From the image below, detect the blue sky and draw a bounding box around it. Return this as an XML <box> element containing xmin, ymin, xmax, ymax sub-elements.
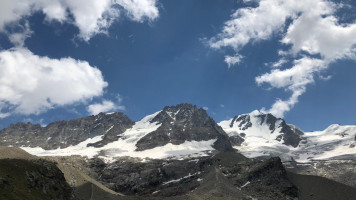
<box><xmin>0</xmin><ymin>0</ymin><xmax>356</xmax><ymax>131</ymax></box>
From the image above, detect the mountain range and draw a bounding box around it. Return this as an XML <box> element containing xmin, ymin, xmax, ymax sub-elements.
<box><xmin>2</xmin><ymin>103</ymin><xmax>354</xmax><ymax>163</ymax></box>
<box><xmin>0</xmin><ymin>103</ymin><xmax>355</xmax><ymax>199</ymax></box>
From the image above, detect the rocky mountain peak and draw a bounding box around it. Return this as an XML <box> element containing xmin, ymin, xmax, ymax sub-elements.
<box><xmin>136</xmin><ymin>103</ymin><xmax>234</xmax><ymax>152</ymax></box>
<box><xmin>231</xmin><ymin>110</ymin><xmax>284</xmax><ymax>132</ymax></box>
<box><xmin>150</xmin><ymin>103</ymin><xmax>205</xmax><ymax>125</ymax></box>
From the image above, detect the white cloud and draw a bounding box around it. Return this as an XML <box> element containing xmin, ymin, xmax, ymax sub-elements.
<box><xmin>0</xmin><ymin>0</ymin><xmax>160</xmax><ymax>41</ymax></box>
<box><xmin>0</xmin><ymin>48</ymin><xmax>107</xmax><ymax>116</ymax></box>
<box><xmin>271</xmin><ymin>58</ymin><xmax>287</xmax><ymax>68</ymax></box>
<box><xmin>257</xmin><ymin>57</ymin><xmax>326</xmax><ymax>117</ymax></box>
<box><xmin>209</xmin><ymin>0</ymin><xmax>335</xmax><ymax>53</ymax></box>
<box><xmin>8</xmin><ymin>21</ymin><xmax>33</xmax><ymax>47</ymax></box>
<box><xmin>203</xmin><ymin>107</ymin><xmax>209</xmax><ymax>110</ymax></box>
<box><xmin>87</xmin><ymin>100</ymin><xmax>125</xmax><ymax>115</ymax></box>
<box><xmin>209</xmin><ymin>0</ymin><xmax>292</xmax><ymax>52</ymax></box>
<box><xmin>282</xmin><ymin>8</ymin><xmax>356</xmax><ymax>61</ymax></box>
<box><xmin>224</xmin><ymin>54</ymin><xmax>244</xmax><ymax>68</ymax></box>
<box><xmin>114</xmin><ymin>0</ymin><xmax>159</xmax><ymax>22</ymax></box>
<box><xmin>256</xmin><ymin>58</ymin><xmax>325</xmax><ymax>90</ymax></box>
<box><xmin>61</xmin><ymin>0</ymin><xmax>119</xmax><ymax>41</ymax></box>
<box><xmin>209</xmin><ymin>0</ymin><xmax>356</xmax><ymax>117</ymax></box>
<box><xmin>0</xmin><ymin>1</ymin><xmax>32</xmax><ymax>31</ymax></box>
<box><xmin>319</xmin><ymin>75</ymin><xmax>332</xmax><ymax>81</ymax></box>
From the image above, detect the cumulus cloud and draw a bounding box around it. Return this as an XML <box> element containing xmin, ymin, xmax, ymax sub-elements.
<box><xmin>208</xmin><ymin>0</ymin><xmax>335</xmax><ymax>60</ymax></box>
<box><xmin>209</xmin><ymin>0</ymin><xmax>356</xmax><ymax>117</ymax></box>
<box><xmin>0</xmin><ymin>0</ymin><xmax>159</xmax><ymax>41</ymax></box>
<box><xmin>0</xmin><ymin>48</ymin><xmax>107</xmax><ymax>117</ymax></box>
<box><xmin>282</xmin><ymin>7</ymin><xmax>356</xmax><ymax>60</ymax></box>
<box><xmin>87</xmin><ymin>99</ymin><xmax>125</xmax><ymax>115</ymax></box>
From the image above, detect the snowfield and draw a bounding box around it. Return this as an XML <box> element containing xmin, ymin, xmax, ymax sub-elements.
<box><xmin>292</xmin><ymin>124</ymin><xmax>356</xmax><ymax>162</ymax></box>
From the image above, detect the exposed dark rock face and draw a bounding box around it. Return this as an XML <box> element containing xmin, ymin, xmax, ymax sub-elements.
<box><xmin>0</xmin><ymin>159</ymin><xmax>71</xmax><ymax>200</ymax></box>
<box><xmin>229</xmin><ymin>112</ymin><xmax>303</xmax><ymax>147</ymax></box>
<box><xmin>0</xmin><ymin>112</ymin><xmax>134</xmax><ymax>149</ymax></box>
<box><xmin>86</xmin><ymin>152</ymin><xmax>298</xmax><ymax>200</ymax></box>
<box><xmin>136</xmin><ymin>103</ymin><xmax>234</xmax><ymax>152</ymax></box>
<box><xmin>228</xmin><ymin>135</ymin><xmax>245</xmax><ymax>146</ymax></box>
<box><xmin>231</xmin><ymin>115</ymin><xmax>252</xmax><ymax>130</ymax></box>
<box><xmin>88</xmin><ymin>157</ymin><xmax>203</xmax><ymax>196</ymax></box>
<box><xmin>246</xmin><ymin>157</ymin><xmax>298</xmax><ymax>199</ymax></box>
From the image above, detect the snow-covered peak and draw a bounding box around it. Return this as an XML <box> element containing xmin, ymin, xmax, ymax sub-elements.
<box><xmin>221</xmin><ymin>119</ymin><xmax>356</xmax><ymax>163</ymax></box>
<box><xmin>323</xmin><ymin>124</ymin><xmax>354</xmax><ymax>134</ymax></box>
<box><xmin>219</xmin><ymin>111</ymin><xmax>302</xmax><ymax>158</ymax></box>
<box><xmin>249</xmin><ymin>109</ymin><xmax>264</xmax><ymax>116</ymax></box>
<box><xmin>220</xmin><ymin>113</ymin><xmax>283</xmax><ymax>146</ymax></box>
<box><xmin>304</xmin><ymin>124</ymin><xmax>356</xmax><ymax>139</ymax></box>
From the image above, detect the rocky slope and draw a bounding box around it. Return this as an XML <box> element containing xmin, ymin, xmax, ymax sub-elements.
<box><xmin>84</xmin><ymin>151</ymin><xmax>298</xmax><ymax>200</ymax></box>
<box><xmin>67</xmin><ymin>151</ymin><xmax>356</xmax><ymax>200</ymax></box>
<box><xmin>286</xmin><ymin>171</ymin><xmax>356</xmax><ymax>200</ymax></box>
<box><xmin>285</xmin><ymin>159</ymin><xmax>356</xmax><ymax>188</ymax></box>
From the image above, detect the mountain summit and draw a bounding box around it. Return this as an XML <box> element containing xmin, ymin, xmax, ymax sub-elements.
<box><xmin>219</xmin><ymin>110</ymin><xmax>303</xmax><ymax>148</ymax></box>
<box><xmin>136</xmin><ymin>103</ymin><xmax>233</xmax><ymax>152</ymax></box>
